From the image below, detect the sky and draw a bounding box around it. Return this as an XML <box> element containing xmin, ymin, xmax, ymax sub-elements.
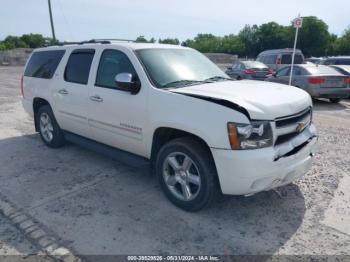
<box><xmin>0</xmin><ymin>0</ymin><xmax>349</xmax><ymax>41</ymax></box>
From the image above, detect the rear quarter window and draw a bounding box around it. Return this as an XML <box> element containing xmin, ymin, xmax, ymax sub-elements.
<box><xmin>24</xmin><ymin>50</ymin><xmax>65</xmax><ymax>79</ymax></box>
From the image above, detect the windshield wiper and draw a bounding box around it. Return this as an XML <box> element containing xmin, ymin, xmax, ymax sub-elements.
<box><xmin>205</xmin><ymin>76</ymin><xmax>232</xmax><ymax>82</ymax></box>
<box><xmin>163</xmin><ymin>80</ymin><xmax>207</xmax><ymax>89</ymax></box>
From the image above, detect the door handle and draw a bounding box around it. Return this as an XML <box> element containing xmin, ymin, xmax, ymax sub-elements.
<box><xmin>58</xmin><ymin>89</ymin><xmax>69</xmax><ymax>95</ymax></box>
<box><xmin>90</xmin><ymin>95</ymin><xmax>103</xmax><ymax>102</ymax></box>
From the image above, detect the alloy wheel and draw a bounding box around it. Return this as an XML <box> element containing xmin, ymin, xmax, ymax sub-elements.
<box><xmin>162</xmin><ymin>152</ymin><xmax>201</xmax><ymax>201</ymax></box>
<box><xmin>39</xmin><ymin>112</ymin><xmax>54</xmax><ymax>142</ymax></box>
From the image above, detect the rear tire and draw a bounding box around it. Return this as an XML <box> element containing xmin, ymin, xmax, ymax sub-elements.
<box><xmin>156</xmin><ymin>137</ymin><xmax>219</xmax><ymax>211</ymax></box>
<box><xmin>36</xmin><ymin>105</ymin><xmax>65</xmax><ymax>148</ymax></box>
<box><xmin>330</xmin><ymin>98</ymin><xmax>341</xmax><ymax>103</ymax></box>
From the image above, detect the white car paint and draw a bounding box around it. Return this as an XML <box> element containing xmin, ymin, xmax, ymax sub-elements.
<box><xmin>22</xmin><ymin>42</ymin><xmax>317</xmax><ymax>196</ymax></box>
<box><xmin>173</xmin><ymin>80</ymin><xmax>312</xmax><ymax>120</ymax></box>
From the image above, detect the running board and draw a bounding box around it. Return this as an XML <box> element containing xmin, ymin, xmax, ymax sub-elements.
<box><xmin>63</xmin><ymin>131</ymin><xmax>150</xmax><ymax>169</ymax></box>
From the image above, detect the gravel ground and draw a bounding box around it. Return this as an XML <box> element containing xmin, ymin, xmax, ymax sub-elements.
<box><xmin>0</xmin><ymin>66</ymin><xmax>349</xmax><ymax>258</ymax></box>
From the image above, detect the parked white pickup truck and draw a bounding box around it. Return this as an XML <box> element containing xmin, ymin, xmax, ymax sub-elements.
<box><xmin>22</xmin><ymin>40</ymin><xmax>317</xmax><ymax>211</ymax></box>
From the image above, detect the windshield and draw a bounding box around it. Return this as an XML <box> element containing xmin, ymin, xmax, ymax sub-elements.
<box><xmin>136</xmin><ymin>48</ymin><xmax>230</xmax><ymax>89</ymax></box>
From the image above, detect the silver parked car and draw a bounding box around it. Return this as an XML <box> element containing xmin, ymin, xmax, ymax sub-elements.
<box><xmin>266</xmin><ymin>64</ymin><xmax>350</xmax><ymax>103</ymax></box>
<box><xmin>330</xmin><ymin>65</ymin><xmax>350</xmax><ymax>76</ymax></box>
<box><xmin>320</xmin><ymin>56</ymin><xmax>350</xmax><ymax>66</ymax></box>
<box><xmin>225</xmin><ymin>61</ymin><xmax>273</xmax><ymax>80</ymax></box>
<box><xmin>257</xmin><ymin>49</ymin><xmax>305</xmax><ymax>71</ymax></box>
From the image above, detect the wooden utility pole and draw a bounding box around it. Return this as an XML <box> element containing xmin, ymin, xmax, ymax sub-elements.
<box><xmin>48</xmin><ymin>0</ymin><xmax>56</xmax><ymax>41</ymax></box>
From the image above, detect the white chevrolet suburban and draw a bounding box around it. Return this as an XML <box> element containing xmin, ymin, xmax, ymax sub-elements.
<box><xmin>22</xmin><ymin>40</ymin><xmax>317</xmax><ymax>211</ymax></box>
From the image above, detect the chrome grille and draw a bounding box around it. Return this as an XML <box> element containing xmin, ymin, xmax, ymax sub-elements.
<box><xmin>275</xmin><ymin>107</ymin><xmax>312</xmax><ymax>129</ymax></box>
<box><xmin>274</xmin><ymin>107</ymin><xmax>312</xmax><ymax>146</ymax></box>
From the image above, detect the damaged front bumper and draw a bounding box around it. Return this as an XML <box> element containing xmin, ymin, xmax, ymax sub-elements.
<box><xmin>211</xmin><ymin>123</ymin><xmax>317</xmax><ymax>195</ymax></box>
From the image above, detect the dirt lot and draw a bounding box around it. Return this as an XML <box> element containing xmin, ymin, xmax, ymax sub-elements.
<box><xmin>0</xmin><ymin>66</ymin><xmax>349</xmax><ymax>259</ymax></box>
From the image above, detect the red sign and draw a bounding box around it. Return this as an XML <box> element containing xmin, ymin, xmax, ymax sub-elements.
<box><xmin>293</xmin><ymin>17</ymin><xmax>303</xmax><ymax>28</ymax></box>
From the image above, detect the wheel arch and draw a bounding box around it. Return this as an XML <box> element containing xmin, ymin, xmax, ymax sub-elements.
<box><xmin>150</xmin><ymin>127</ymin><xmax>216</xmax><ymax>168</ymax></box>
<box><xmin>33</xmin><ymin>97</ymin><xmax>50</xmax><ymax>132</ymax></box>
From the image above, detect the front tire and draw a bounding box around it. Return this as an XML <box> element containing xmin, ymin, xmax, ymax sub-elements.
<box><xmin>156</xmin><ymin>137</ymin><xmax>219</xmax><ymax>211</ymax></box>
<box><xmin>37</xmin><ymin>105</ymin><xmax>65</xmax><ymax>148</ymax></box>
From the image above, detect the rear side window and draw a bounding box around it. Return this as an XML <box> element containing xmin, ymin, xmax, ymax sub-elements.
<box><xmin>24</xmin><ymin>50</ymin><xmax>65</xmax><ymax>79</ymax></box>
<box><xmin>276</xmin><ymin>67</ymin><xmax>290</xmax><ymax>77</ymax></box>
<box><xmin>64</xmin><ymin>49</ymin><xmax>95</xmax><ymax>85</ymax></box>
<box><xmin>265</xmin><ymin>55</ymin><xmax>277</xmax><ymax>64</ymax></box>
<box><xmin>281</xmin><ymin>54</ymin><xmax>292</xmax><ymax>64</ymax></box>
<box><xmin>281</xmin><ymin>54</ymin><xmax>303</xmax><ymax>64</ymax></box>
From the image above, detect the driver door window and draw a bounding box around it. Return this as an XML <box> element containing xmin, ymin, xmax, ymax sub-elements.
<box><xmin>276</xmin><ymin>67</ymin><xmax>290</xmax><ymax>77</ymax></box>
<box><xmin>95</xmin><ymin>49</ymin><xmax>138</xmax><ymax>89</ymax></box>
<box><xmin>276</xmin><ymin>66</ymin><xmax>290</xmax><ymax>84</ymax></box>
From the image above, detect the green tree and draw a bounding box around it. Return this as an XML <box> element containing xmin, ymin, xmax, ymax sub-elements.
<box><xmin>238</xmin><ymin>25</ymin><xmax>259</xmax><ymax>57</ymax></box>
<box><xmin>255</xmin><ymin>22</ymin><xmax>293</xmax><ymax>52</ymax></box>
<box><xmin>135</xmin><ymin>36</ymin><xmax>156</xmax><ymax>43</ymax></box>
<box><xmin>333</xmin><ymin>28</ymin><xmax>350</xmax><ymax>55</ymax></box>
<box><xmin>186</xmin><ymin>34</ymin><xmax>222</xmax><ymax>53</ymax></box>
<box><xmin>159</xmin><ymin>38</ymin><xmax>180</xmax><ymax>45</ymax></box>
<box><xmin>3</xmin><ymin>36</ymin><xmax>28</xmax><ymax>49</ymax></box>
<box><xmin>0</xmin><ymin>43</ymin><xmax>6</xmax><ymax>51</ymax></box>
<box><xmin>220</xmin><ymin>34</ymin><xmax>245</xmax><ymax>55</ymax></box>
<box><xmin>20</xmin><ymin>34</ymin><xmax>46</xmax><ymax>48</ymax></box>
<box><xmin>297</xmin><ymin>16</ymin><xmax>331</xmax><ymax>57</ymax></box>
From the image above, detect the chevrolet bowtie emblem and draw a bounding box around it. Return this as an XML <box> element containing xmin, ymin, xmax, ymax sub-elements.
<box><xmin>296</xmin><ymin>122</ymin><xmax>306</xmax><ymax>133</ymax></box>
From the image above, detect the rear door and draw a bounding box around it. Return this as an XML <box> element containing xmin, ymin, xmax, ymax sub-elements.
<box><xmin>290</xmin><ymin>66</ymin><xmax>305</xmax><ymax>87</ymax></box>
<box><xmin>53</xmin><ymin>48</ymin><xmax>95</xmax><ymax>138</ymax></box>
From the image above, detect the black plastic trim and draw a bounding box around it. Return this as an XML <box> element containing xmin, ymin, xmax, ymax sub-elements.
<box><xmin>64</xmin><ymin>131</ymin><xmax>150</xmax><ymax>169</ymax></box>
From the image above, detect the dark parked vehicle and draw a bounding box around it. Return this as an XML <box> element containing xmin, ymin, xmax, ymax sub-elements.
<box><xmin>266</xmin><ymin>64</ymin><xmax>350</xmax><ymax>103</ymax></box>
<box><xmin>330</xmin><ymin>65</ymin><xmax>350</xmax><ymax>76</ymax></box>
<box><xmin>225</xmin><ymin>61</ymin><xmax>273</xmax><ymax>80</ymax></box>
<box><xmin>320</xmin><ymin>56</ymin><xmax>350</xmax><ymax>65</ymax></box>
<box><xmin>257</xmin><ymin>49</ymin><xmax>305</xmax><ymax>71</ymax></box>
<box><xmin>305</xmin><ymin>57</ymin><xmax>323</xmax><ymax>64</ymax></box>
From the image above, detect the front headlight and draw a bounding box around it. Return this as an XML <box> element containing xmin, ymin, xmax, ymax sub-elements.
<box><xmin>227</xmin><ymin>121</ymin><xmax>273</xmax><ymax>150</ymax></box>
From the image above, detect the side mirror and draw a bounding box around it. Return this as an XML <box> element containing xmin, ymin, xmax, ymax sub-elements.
<box><xmin>115</xmin><ymin>73</ymin><xmax>141</xmax><ymax>95</ymax></box>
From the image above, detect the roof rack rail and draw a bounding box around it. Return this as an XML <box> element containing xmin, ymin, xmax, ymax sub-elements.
<box><xmin>56</xmin><ymin>41</ymin><xmax>82</xmax><ymax>46</ymax></box>
<box><xmin>56</xmin><ymin>38</ymin><xmax>135</xmax><ymax>46</ymax></box>
<box><xmin>88</xmin><ymin>38</ymin><xmax>135</xmax><ymax>43</ymax></box>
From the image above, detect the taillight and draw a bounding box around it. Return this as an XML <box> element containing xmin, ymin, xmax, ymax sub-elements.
<box><xmin>267</xmin><ymin>68</ymin><xmax>274</xmax><ymax>75</ymax></box>
<box><xmin>20</xmin><ymin>75</ymin><xmax>24</xmax><ymax>97</ymax></box>
<box><xmin>244</xmin><ymin>69</ymin><xmax>255</xmax><ymax>75</ymax></box>
<box><xmin>345</xmin><ymin>78</ymin><xmax>350</xmax><ymax>84</ymax></box>
<box><xmin>276</xmin><ymin>57</ymin><xmax>281</xmax><ymax>64</ymax></box>
<box><xmin>308</xmin><ymin>77</ymin><xmax>326</xmax><ymax>85</ymax></box>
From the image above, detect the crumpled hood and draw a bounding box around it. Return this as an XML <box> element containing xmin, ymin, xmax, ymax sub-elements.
<box><xmin>172</xmin><ymin>80</ymin><xmax>312</xmax><ymax>120</ymax></box>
